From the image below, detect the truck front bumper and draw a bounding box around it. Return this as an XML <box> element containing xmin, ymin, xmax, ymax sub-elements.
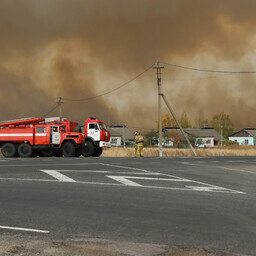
<box><xmin>99</xmin><ymin>141</ymin><xmax>111</xmax><ymax>148</ymax></box>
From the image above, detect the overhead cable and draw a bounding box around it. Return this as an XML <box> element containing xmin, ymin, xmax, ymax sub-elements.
<box><xmin>42</xmin><ymin>104</ymin><xmax>58</xmax><ymax>118</ymax></box>
<box><xmin>65</xmin><ymin>64</ymin><xmax>154</xmax><ymax>102</ymax></box>
<box><xmin>160</xmin><ymin>61</ymin><xmax>256</xmax><ymax>74</ymax></box>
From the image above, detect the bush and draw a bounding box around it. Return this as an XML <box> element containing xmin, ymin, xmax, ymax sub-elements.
<box><xmin>222</xmin><ymin>140</ymin><xmax>239</xmax><ymax>146</ymax></box>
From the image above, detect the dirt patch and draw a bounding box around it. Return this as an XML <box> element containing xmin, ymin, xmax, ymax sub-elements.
<box><xmin>0</xmin><ymin>234</ymin><xmax>248</xmax><ymax>256</ymax></box>
<box><xmin>161</xmin><ymin>247</ymin><xmax>243</xmax><ymax>256</ymax></box>
<box><xmin>0</xmin><ymin>234</ymin><xmax>166</xmax><ymax>256</ymax></box>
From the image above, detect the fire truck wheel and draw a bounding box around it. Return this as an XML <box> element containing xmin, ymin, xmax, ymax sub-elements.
<box><xmin>17</xmin><ymin>143</ymin><xmax>33</xmax><ymax>157</ymax></box>
<box><xmin>62</xmin><ymin>142</ymin><xmax>76</xmax><ymax>157</ymax></box>
<box><xmin>92</xmin><ymin>147</ymin><xmax>103</xmax><ymax>157</ymax></box>
<box><xmin>2</xmin><ymin>143</ymin><xmax>17</xmax><ymax>157</ymax></box>
<box><xmin>82</xmin><ymin>141</ymin><xmax>95</xmax><ymax>157</ymax></box>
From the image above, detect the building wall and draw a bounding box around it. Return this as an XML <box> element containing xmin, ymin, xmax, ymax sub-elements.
<box><xmin>110</xmin><ymin>136</ymin><xmax>122</xmax><ymax>146</ymax></box>
<box><xmin>194</xmin><ymin>137</ymin><xmax>214</xmax><ymax>148</ymax></box>
<box><xmin>229</xmin><ymin>137</ymin><xmax>254</xmax><ymax>146</ymax></box>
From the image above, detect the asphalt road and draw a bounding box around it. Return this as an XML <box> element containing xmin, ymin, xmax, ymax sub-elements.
<box><xmin>0</xmin><ymin>156</ymin><xmax>255</xmax><ymax>255</ymax></box>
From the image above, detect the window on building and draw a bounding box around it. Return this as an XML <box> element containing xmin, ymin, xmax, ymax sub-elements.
<box><xmin>206</xmin><ymin>139</ymin><xmax>211</xmax><ymax>144</ymax></box>
<box><xmin>36</xmin><ymin>127</ymin><xmax>45</xmax><ymax>133</ymax></box>
<box><xmin>111</xmin><ymin>138</ymin><xmax>118</xmax><ymax>144</ymax></box>
<box><xmin>245</xmin><ymin>139</ymin><xmax>249</xmax><ymax>145</ymax></box>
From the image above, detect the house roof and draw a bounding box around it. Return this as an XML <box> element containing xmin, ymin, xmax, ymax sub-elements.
<box><xmin>246</xmin><ymin>129</ymin><xmax>256</xmax><ymax>137</ymax></box>
<box><xmin>109</xmin><ymin>125</ymin><xmax>134</xmax><ymax>140</ymax></box>
<box><xmin>163</xmin><ymin>127</ymin><xmax>222</xmax><ymax>141</ymax></box>
<box><xmin>230</xmin><ymin>128</ymin><xmax>256</xmax><ymax>138</ymax></box>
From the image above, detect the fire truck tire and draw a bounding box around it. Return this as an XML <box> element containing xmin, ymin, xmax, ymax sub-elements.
<box><xmin>92</xmin><ymin>147</ymin><xmax>103</xmax><ymax>157</ymax></box>
<box><xmin>82</xmin><ymin>141</ymin><xmax>95</xmax><ymax>157</ymax></box>
<box><xmin>18</xmin><ymin>143</ymin><xmax>33</xmax><ymax>157</ymax></box>
<box><xmin>62</xmin><ymin>142</ymin><xmax>76</xmax><ymax>157</ymax></box>
<box><xmin>2</xmin><ymin>143</ymin><xmax>17</xmax><ymax>157</ymax></box>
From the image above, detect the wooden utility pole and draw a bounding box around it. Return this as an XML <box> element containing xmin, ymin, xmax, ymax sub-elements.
<box><xmin>161</xmin><ymin>93</ymin><xmax>197</xmax><ymax>156</ymax></box>
<box><xmin>56</xmin><ymin>97</ymin><xmax>64</xmax><ymax>121</ymax></box>
<box><xmin>153</xmin><ymin>62</ymin><xmax>164</xmax><ymax>157</ymax></box>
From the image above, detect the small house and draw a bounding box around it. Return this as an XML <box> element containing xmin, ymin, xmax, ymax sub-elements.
<box><xmin>229</xmin><ymin>128</ymin><xmax>256</xmax><ymax>146</ymax></box>
<box><xmin>109</xmin><ymin>125</ymin><xmax>134</xmax><ymax>147</ymax></box>
<box><xmin>162</xmin><ymin>127</ymin><xmax>222</xmax><ymax>147</ymax></box>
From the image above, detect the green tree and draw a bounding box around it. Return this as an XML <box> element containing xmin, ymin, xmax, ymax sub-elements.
<box><xmin>144</xmin><ymin>129</ymin><xmax>158</xmax><ymax>147</ymax></box>
<box><xmin>179</xmin><ymin>111</ymin><xmax>192</xmax><ymax>128</ymax></box>
<box><xmin>210</xmin><ymin>112</ymin><xmax>234</xmax><ymax>139</ymax></box>
<box><xmin>156</xmin><ymin>113</ymin><xmax>176</xmax><ymax>131</ymax></box>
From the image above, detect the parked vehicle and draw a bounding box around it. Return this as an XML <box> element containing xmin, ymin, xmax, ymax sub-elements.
<box><xmin>0</xmin><ymin>116</ymin><xmax>110</xmax><ymax>157</ymax></box>
<box><xmin>0</xmin><ymin>117</ymin><xmax>84</xmax><ymax>157</ymax></box>
<box><xmin>51</xmin><ymin>117</ymin><xmax>110</xmax><ymax>157</ymax></box>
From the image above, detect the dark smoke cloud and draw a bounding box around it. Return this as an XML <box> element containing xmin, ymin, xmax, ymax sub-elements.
<box><xmin>0</xmin><ymin>0</ymin><xmax>256</xmax><ymax>129</ymax></box>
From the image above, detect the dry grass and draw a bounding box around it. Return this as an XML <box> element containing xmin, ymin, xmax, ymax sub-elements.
<box><xmin>102</xmin><ymin>146</ymin><xmax>256</xmax><ymax>157</ymax></box>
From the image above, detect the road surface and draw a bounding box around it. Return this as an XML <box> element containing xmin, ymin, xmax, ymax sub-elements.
<box><xmin>0</xmin><ymin>156</ymin><xmax>255</xmax><ymax>255</ymax></box>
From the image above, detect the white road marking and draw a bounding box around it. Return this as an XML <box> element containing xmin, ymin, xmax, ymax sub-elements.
<box><xmin>0</xmin><ymin>162</ymin><xmax>246</xmax><ymax>194</ymax></box>
<box><xmin>108</xmin><ymin>176</ymin><xmax>189</xmax><ymax>182</ymax></box>
<box><xmin>181</xmin><ymin>162</ymin><xmax>255</xmax><ymax>174</ymax></box>
<box><xmin>0</xmin><ymin>176</ymin><xmax>245</xmax><ymax>194</ymax></box>
<box><xmin>41</xmin><ymin>170</ymin><xmax>76</xmax><ymax>182</ymax></box>
<box><xmin>107</xmin><ymin>176</ymin><xmax>142</xmax><ymax>186</ymax></box>
<box><xmin>100</xmin><ymin>163</ymin><xmax>149</xmax><ymax>173</ymax></box>
<box><xmin>0</xmin><ymin>225</ymin><xmax>49</xmax><ymax>233</ymax></box>
<box><xmin>52</xmin><ymin>170</ymin><xmax>163</xmax><ymax>175</ymax></box>
<box><xmin>157</xmin><ymin>171</ymin><xmax>245</xmax><ymax>194</ymax></box>
<box><xmin>186</xmin><ymin>186</ymin><xmax>234</xmax><ymax>192</ymax></box>
<box><xmin>107</xmin><ymin>174</ymin><xmax>245</xmax><ymax>194</ymax></box>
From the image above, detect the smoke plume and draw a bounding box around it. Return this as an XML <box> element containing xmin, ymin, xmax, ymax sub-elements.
<box><xmin>0</xmin><ymin>0</ymin><xmax>256</xmax><ymax>130</ymax></box>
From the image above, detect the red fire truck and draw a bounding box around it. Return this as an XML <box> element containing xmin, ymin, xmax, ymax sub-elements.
<box><xmin>0</xmin><ymin>117</ymin><xmax>84</xmax><ymax>157</ymax></box>
<box><xmin>49</xmin><ymin>117</ymin><xmax>110</xmax><ymax>157</ymax></box>
<box><xmin>0</xmin><ymin>117</ymin><xmax>110</xmax><ymax>158</ymax></box>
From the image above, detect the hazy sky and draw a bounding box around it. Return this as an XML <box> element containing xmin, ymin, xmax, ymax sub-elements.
<box><xmin>1</xmin><ymin>0</ymin><xmax>256</xmax><ymax>130</ymax></box>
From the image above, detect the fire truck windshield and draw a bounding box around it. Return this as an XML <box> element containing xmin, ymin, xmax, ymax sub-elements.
<box><xmin>98</xmin><ymin>122</ymin><xmax>107</xmax><ymax>130</ymax></box>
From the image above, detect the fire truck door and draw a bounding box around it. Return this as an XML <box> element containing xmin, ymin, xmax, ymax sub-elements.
<box><xmin>51</xmin><ymin>126</ymin><xmax>61</xmax><ymax>144</ymax></box>
<box><xmin>88</xmin><ymin>123</ymin><xmax>100</xmax><ymax>141</ymax></box>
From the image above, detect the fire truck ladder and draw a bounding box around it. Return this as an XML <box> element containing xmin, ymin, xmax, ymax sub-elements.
<box><xmin>0</xmin><ymin>117</ymin><xmax>45</xmax><ymax>127</ymax></box>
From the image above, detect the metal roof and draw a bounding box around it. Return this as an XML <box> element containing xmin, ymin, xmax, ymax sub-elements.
<box><xmin>109</xmin><ymin>126</ymin><xmax>134</xmax><ymax>140</ymax></box>
<box><xmin>230</xmin><ymin>128</ymin><xmax>256</xmax><ymax>138</ymax></box>
<box><xmin>246</xmin><ymin>129</ymin><xmax>256</xmax><ymax>137</ymax></box>
<box><xmin>163</xmin><ymin>127</ymin><xmax>222</xmax><ymax>141</ymax></box>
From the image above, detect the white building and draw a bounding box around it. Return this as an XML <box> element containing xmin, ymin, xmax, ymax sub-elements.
<box><xmin>229</xmin><ymin>128</ymin><xmax>256</xmax><ymax>146</ymax></box>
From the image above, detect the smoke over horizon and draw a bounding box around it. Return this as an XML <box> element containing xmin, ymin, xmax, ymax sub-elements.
<box><xmin>1</xmin><ymin>0</ymin><xmax>256</xmax><ymax>130</ymax></box>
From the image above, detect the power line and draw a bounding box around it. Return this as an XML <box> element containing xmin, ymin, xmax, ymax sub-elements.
<box><xmin>65</xmin><ymin>64</ymin><xmax>154</xmax><ymax>102</ymax></box>
<box><xmin>160</xmin><ymin>61</ymin><xmax>256</xmax><ymax>74</ymax></box>
<box><xmin>168</xmin><ymin>73</ymin><xmax>233</xmax><ymax>82</ymax></box>
<box><xmin>42</xmin><ymin>104</ymin><xmax>58</xmax><ymax>118</ymax></box>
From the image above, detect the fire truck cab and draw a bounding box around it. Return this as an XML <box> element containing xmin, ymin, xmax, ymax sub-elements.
<box><xmin>51</xmin><ymin>117</ymin><xmax>111</xmax><ymax>157</ymax></box>
<box><xmin>82</xmin><ymin>117</ymin><xmax>110</xmax><ymax>157</ymax></box>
